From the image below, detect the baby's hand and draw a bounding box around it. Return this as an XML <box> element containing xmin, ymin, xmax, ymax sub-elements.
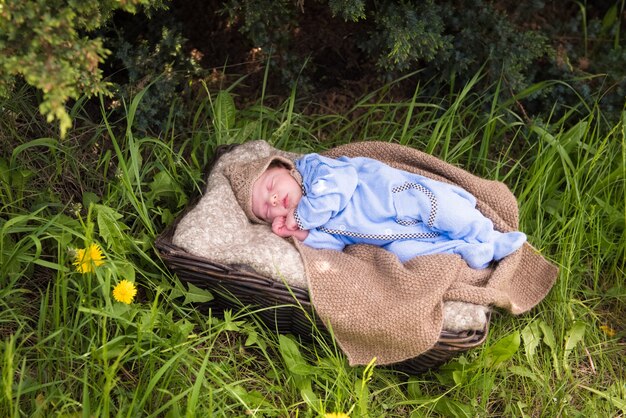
<box><xmin>272</xmin><ymin>213</ymin><xmax>310</xmax><ymax>241</ymax></box>
<box><xmin>271</xmin><ymin>216</ymin><xmax>294</xmax><ymax>238</ymax></box>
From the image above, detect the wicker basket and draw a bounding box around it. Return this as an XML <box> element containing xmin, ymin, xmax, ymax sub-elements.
<box><xmin>154</xmin><ymin>145</ymin><xmax>489</xmax><ymax>374</ymax></box>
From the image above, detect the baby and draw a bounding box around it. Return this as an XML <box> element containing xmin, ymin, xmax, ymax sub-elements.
<box><xmin>225</xmin><ymin>153</ymin><xmax>526</xmax><ymax>269</ymax></box>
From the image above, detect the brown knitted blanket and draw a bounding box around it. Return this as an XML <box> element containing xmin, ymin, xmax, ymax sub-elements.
<box><xmin>293</xmin><ymin>141</ymin><xmax>558</xmax><ymax>366</ymax></box>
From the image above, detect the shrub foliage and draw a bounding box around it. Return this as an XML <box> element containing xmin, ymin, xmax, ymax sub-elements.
<box><xmin>1</xmin><ymin>0</ymin><xmax>624</xmax><ymax>135</ymax></box>
<box><xmin>0</xmin><ymin>0</ymin><xmax>165</xmax><ymax>136</ymax></box>
<box><xmin>221</xmin><ymin>0</ymin><xmax>553</xmax><ymax>88</ymax></box>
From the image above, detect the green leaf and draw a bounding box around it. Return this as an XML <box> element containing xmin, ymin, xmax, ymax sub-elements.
<box><xmin>355</xmin><ymin>377</ymin><xmax>370</xmax><ymax>417</ymax></box>
<box><xmin>563</xmin><ymin>321</ymin><xmax>586</xmax><ymax>371</ymax></box>
<box><xmin>94</xmin><ymin>204</ymin><xmax>129</xmax><ymax>254</ymax></box>
<box><xmin>354</xmin><ymin>356</ymin><xmax>375</xmax><ymax>416</ymax></box>
<box><xmin>600</xmin><ymin>4</ymin><xmax>618</xmax><ymax>35</ymax></box>
<box><xmin>91</xmin><ymin>335</ymin><xmax>131</xmax><ymax>361</ymax></box>
<box><xmin>539</xmin><ymin>320</ymin><xmax>556</xmax><ymax>352</ymax></box>
<box><xmin>435</xmin><ymin>355</ymin><xmax>474</xmax><ymax>385</ymax></box>
<box><xmin>508</xmin><ymin>365</ymin><xmax>540</xmax><ymax>382</ymax></box>
<box><xmin>516</xmin><ymin>401</ymin><xmax>532</xmax><ymax>418</ymax></box>
<box><xmin>300</xmin><ymin>386</ymin><xmax>319</xmax><ymax>409</ymax></box>
<box><xmin>214</xmin><ymin>90</ymin><xmax>236</xmax><ymax>131</ymax></box>
<box><xmin>82</xmin><ymin>192</ymin><xmax>100</xmax><ymax>208</ymax></box>
<box><xmin>113</xmin><ymin>260</ymin><xmax>136</xmax><ymax>282</ymax></box>
<box><xmin>538</xmin><ymin>320</ymin><xmax>560</xmax><ymax>377</ymax></box>
<box><xmin>521</xmin><ymin>320</ymin><xmax>541</xmax><ymax>363</ymax></box>
<box><xmin>452</xmin><ymin>369</ymin><xmax>467</xmax><ymax>385</ymax></box>
<box><xmin>9</xmin><ymin>168</ymin><xmax>34</xmax><ymax>192</ymax></box>
<box><xmin>564</xmin><ymin>321</ymin><xmax>586</xmax><ymax>352</ymax></box>
<box><xmin>235</xmin><ymin>120</ymin><xmax>259</xmax><ymax>142</ymax></box>
<box><xmin>406</xmin><ymin>377</ymin><xmax>423</xmax><ymax>399</ymax></box>
<box><xmin>278</xmin><ymin>335</ymin><xmax>316</xmax><ymax>377</ymax></box>
<box><xmin>579</xmin><ymin>384</ymin><xmax>626</xmax><ymax>412</ymax></box>
<box><xmin>0</xmin><ymin>157</ymin><xmax>10</xmax><ymax>184</ymax></box>
<box><xmin>0</xmin><ymin>225</ymin><xmax>22</xmax><ymax>279</ymax></box>
<box><xmin>147</xmin><ymin>171</ymin><xmax>188</xmax><ymax>208</ymax></box>
<box><xmin>182</xmin><ymin>282</ymin><xmax>214</xmax><ymax>305</ymax></box>
<box><xmin>433</xmin><ymin>396</ymin><xmax>473</xmax><ymax>418</ymax></box>
<box><xmin>172</xmin><ymin>318</ymin><xmax>195</xmax><ymax>343</ymax></box>
<box><xmin>159</xmin><ymin>208</ymin><xmax>175</xmax><ymax>226</ymax></box>
<box><xmin>244</xmin><ymin>330</ymin><xmax>267</xmax><ymax>351</ymax></box>
<box><xmin>111</xmin><ymin>302</ymin><xmax>132</xmax><ymax>319</ymax></box>
<box><xmin>485</xmin><ymin>331</ymin><xmax>520</xmax><ymax>367</ymax></box>
<box><xmin>219</xmin><ymin>310</ymin><xmax>245</xmax><ymax>332</ymax></box>
<box><xmin>230</xmin><ymin>385</ymin><xmax>270</xmax><ymax>410</ymax></box>
<box><xmin>278</xmin><ymin>334</ymin><xmax>317</xmax><ymax>405</ymax></box>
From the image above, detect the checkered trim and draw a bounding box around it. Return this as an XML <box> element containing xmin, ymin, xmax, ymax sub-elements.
<box><xmin>293</xmin><ymin>178</ymin><xmax>306</xmax><ymax>230</ymax></box>
<box><xmin>391</xmin><ymin>182</ymin><xmax>437</xmax><ymax>228</ymax></box>
<box><xmin>293</xmin><ymin>208</ymin><xmax>305</xmax><ymax>230</ymax></box>
<box><xmin>395</xmin><ymin>218</ymin><xmax>421</xmax><ymax>226</ymax></box>
<box><xmin>318</xmin><ymin>227</ymin><xmax>439</xmax><ymax>241</ymax></box>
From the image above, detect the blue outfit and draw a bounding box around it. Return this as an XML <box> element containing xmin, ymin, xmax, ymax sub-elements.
<box><xmin>293</xmin><ymin>154</ymin><xmax>526</xmax><ymax>269</ymax></box>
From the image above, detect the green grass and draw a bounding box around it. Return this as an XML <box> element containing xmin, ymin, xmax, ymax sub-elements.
<box><xmin>1</xmin><ymin>74</ymin><xmax>625</xmax><ymax>417</ymax></box>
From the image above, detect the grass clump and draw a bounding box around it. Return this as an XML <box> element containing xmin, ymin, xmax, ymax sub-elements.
<box><xmin>1</xmin><ymin>74</ymin><xmax>625</xmax><ymax>417</ymax></box>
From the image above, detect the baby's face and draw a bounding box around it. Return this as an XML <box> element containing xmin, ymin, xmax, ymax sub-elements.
<box><xmin>251</xmin><ymin>166</ymin><xmax>302</xmax><ymax>223</ymax></box>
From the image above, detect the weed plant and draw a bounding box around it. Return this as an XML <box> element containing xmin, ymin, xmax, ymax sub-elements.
<box><xmin>1</xmin><ymin>73</ymin><xmax>625</xmax><ymax>417</ymax></box>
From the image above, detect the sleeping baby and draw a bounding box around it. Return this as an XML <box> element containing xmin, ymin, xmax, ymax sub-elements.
<box><xmin>225</xmin><ymin>153</ymin><xmax>526</xmax><ymax>269</ymax></box>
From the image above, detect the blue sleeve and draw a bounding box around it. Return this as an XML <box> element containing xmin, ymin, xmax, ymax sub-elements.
<box><xmin>294</xmin><ymin>154</ymin><xmax>358</xmax><ymax>230</ymax></box>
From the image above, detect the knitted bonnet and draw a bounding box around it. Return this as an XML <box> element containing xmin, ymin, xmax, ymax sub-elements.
<box><xmin>224</xmin><ymin>155</ymin><xmax>299</xmax><ymax>224</ymax></box>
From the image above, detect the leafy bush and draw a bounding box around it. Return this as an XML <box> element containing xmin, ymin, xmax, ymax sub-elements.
<box><xmin>2</xmin><ymin>0</ymin><xmax>624</xmax><ymax>136</ymax></box>
<box><xmin>0</xmin><ymin>0</ymin><xmax>166</xmax><ymax>137</ymax></box>
<box><xmin>523</xmin><ymin>1</ymin><xmax>626</xmax><ymax>121</ymax></box>
<box><xmin>360</xmin><ymin>0</ymin><xmax>450</xmax><ymax>71</ymax></box>
<box><xmin>217</xmin><ymin>0</ymin><xmax>624</xmax><ymax>120</ymax></box>
<box><xmin>221</xmin><ymin>0</ymin><xmax>552</xmax><ymax>92</ymax></box>
<box><xmin>105</xmin><ymin>16</ymin><xmax>204</xmax><ymax>133</ymax></box>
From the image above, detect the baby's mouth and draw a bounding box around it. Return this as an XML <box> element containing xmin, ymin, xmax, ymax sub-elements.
<box><xmin>283</xmin><ymin>195</ymin><xmax>288</xmax><ymax>208</ymax></box>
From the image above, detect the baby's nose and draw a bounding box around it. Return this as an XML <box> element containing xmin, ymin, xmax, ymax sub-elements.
<box><xmin>271</xmin><ymin>193</ymin><xmax>278</xmax><ymax>206</ymax></box>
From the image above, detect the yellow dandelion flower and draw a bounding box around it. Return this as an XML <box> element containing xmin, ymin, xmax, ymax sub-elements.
<box><xmin>600</xmin><ymin>325</ymin><xmax>617</xmax><ymax>337</ymax></box>
<box><xmin>324</xmin><ymin>413</ymin><xmax>350</xmax><ymax>418</ymax></box>
<box><xmin>112</xmin><ymin>280</ymin><xmax>137</xmax><ymax>304</ymax></box>
<box><xmin>73</xmin><ymin>243</ymin><xmax>105</xmax><ymax>273</ymax></box>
